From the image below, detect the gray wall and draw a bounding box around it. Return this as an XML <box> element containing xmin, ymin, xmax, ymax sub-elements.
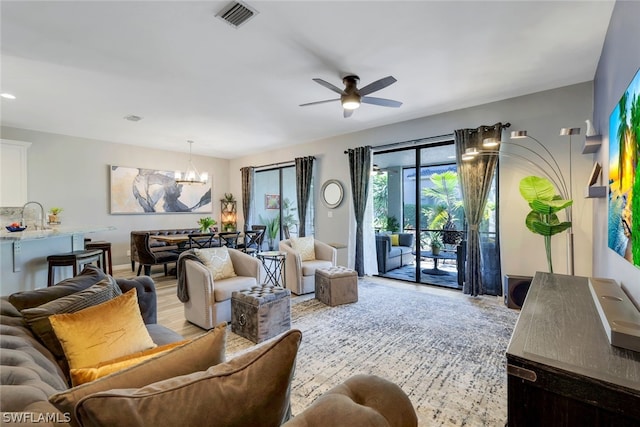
<box><xmin>230</xmin><ymin>82</ymin><xmax>595</xmax><ymax>278</ymax></box>
<box><xmin>0</xmin><ymin>126</ymin><xmax>229</xmax><ymax>266</ymax></box>
<box><xmin>2</xmin><ymin>83</ymin><xmax>599</xmax><ymax>284</ymax></box>
<box><xmin>592</xmin><ymin>0</ymin><xmax>640</xmax><ymax>303</ymax></box>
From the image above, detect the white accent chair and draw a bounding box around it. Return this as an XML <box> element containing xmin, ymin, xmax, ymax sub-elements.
<box><xmin>279</xmin><ymin>239</ymin><xmax>337</xmax><ymax>295</ymax></box>
<box><xmin>183</xmin><ymin>248</ymin><xmax>260</xmax><ymax>329</ymax></box>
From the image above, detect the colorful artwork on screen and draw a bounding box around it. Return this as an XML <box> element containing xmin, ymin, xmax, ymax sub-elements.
<box><xmin>608</xmin><ymin>68</ymin><xmax>640</xmax><ymax>268</ymax></box>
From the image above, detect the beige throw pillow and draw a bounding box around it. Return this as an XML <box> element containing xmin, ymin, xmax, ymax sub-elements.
<box><xmin>70</xmin><ymin>340</ymin><xmax>188</xmax><ymax>386</ymax></box>
<box><xmin>290</xmin><ymin>236</ymin><xmax>315</xmax><ymax>261</ymax></box>
<box><xmin>75</xmin><ymin>329</ymin><xmax>302</xmax><ymax>427</ymax></box>
<box><xmin>50</xmin><ymin>323</ymin><xmax>227</xmax><ymax>427</ymax></box>
<box><xmin>49</xmin><ymin>288</ymin><xmax>156</xmax><ymax>370</ymax></box>
<box><xmin>194</xmin><ymin>247</ymin><xmax>237</xmax><ymax>280</ymax></box>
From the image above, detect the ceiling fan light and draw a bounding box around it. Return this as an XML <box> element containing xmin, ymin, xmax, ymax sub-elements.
<box><xmin>342</xmin><ymin>100</ymin><xmax>360</xmax><ymax>110</ymax></box>
<box><xmin>342</xmin><ymin>92</ymin><xmax>361</xmax><ymax>110</ymax></box>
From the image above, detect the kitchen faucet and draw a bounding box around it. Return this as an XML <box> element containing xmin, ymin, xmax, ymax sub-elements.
<box><xmin>21</xmin><ymin>201</ymin><xmax>45</xmax><ymax>230</ymax></box>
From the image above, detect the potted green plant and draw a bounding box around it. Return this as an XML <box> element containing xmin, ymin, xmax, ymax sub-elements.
<box><xmin>519</xmin><ymin>176</ymin><xmax>573</xmax><ymax>273</ymax></box>
<box><xmin>385</xmin><ymin>215</ymin><xmax>400</xmax><ymax>232</ymax></box>
<box><xmin>429</xmin><ymin>231</ymin><xmax>443</xmax><ymax>255</ymax></box>
<box><xmin>197</xmin><ymin>216</ymin><xmax>217</xmax><ymax>232</ymax></box>
<box><xmin>48</xmin><ymin>207</ymin><xmax>63</xmax><ymax>224</ymax></box>
<box><xmin>260</xmin><ymin>214</ymin><xmax>280</xmax><ymax>250</ymax></box>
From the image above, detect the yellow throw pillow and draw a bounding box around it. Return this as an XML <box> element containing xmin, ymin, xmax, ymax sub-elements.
<box><xmin>390</xmin><ymin>234</ymin><xmax>400</xmax><ymax>246</ymax></box>
<box><xmin>70</xmin><ymin>340</ymin><xmax>188</xmax><ymax>386</ymax></box>
<box><xmin>49</xmin><ymin>288</ymin><xmax>156</xmax><ymax>370</ymax></box>
<box><xmin>194</xmin><ymin>247</ymin><xmax>237</xmax><ymax>280</ymax></box>
<box><xmin>21</xmin><ymin>277</ymin><xmax>122</xmax><ymax>370</ymax></box>
<box><xmin>290</xmin><ymin>236</ymin><xmax>315</xmax><ymax>261</ymax></box>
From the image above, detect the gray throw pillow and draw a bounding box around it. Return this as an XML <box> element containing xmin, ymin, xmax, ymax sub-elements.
<box><xmin>9</xmin><ymin>265</ymin><xmax>108</xmax><ymax>310</ymax></box>
<box><xmin>21</xmin><ymin>277</ymin><xmax>122</xmax><ymax>371</ymax></box>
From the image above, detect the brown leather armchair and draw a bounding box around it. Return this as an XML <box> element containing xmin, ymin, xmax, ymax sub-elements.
<box><xmin>131</xmin><ymin>232</ymin><xmax>180</xmax><ymax>276</ymax></box>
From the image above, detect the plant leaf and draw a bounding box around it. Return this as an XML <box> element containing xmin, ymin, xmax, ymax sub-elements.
<box><xmin>530</xmin><ymin>220</ymin><xmax>572</xmax><ymax>236</ymax></box>
<box><xmin>525</xmin><ymin>211</ymin><xmax>572</xmax><ymax>236</ymax></box>
<box><xmin>529</xmin><ymin>198</ymin><xmax>573</xmax><ymax>214</ymax></box>
<box><xmin>519</xmin><ymin>176</ymin><xmax>556</xmax><ymax>202</ymax></box>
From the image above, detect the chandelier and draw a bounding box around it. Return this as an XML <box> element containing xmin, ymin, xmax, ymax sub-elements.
<box><xmin>175</xmin><ymin>140</ymin><xmax>208</xmax><ymax>185</ymax></box>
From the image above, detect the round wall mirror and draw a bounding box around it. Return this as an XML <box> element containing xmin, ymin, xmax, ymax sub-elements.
<box><xmin>321</xmin><ymin>179</ymin><xmax>344</xmax><ymax>209</ymax></box>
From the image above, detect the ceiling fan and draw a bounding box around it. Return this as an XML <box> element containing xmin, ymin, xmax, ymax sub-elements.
<box><xmin>300</xmin><ymin>75</ymin><xmax>402</xmax><ymax>118</ymax></box>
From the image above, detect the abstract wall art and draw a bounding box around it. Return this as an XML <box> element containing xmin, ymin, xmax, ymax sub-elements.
<box><xmin>110</xmin><ymin>165</ymin><xmax>212</xmax><ymax>214</ymax></box>
<box><xmin>608</xmin><ymin>68</ymin><xmax>640</xmax><ymax>268</ymax></box>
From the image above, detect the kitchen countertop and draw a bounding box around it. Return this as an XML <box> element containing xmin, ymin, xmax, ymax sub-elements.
<box><xmin>0</xmin><ymin>225</ymin><xmax>116</xmax><ymax>241</ymax></box>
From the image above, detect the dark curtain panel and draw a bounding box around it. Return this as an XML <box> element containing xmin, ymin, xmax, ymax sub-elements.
<box><xmin>347</xmin><ymin>146</ymin><xmax>372</xmax><ymax>276</ymax></box>
<box><xmin>455</xmin><ymin>123</ymin><xmax>503</xmax><ymax>296</ymax></box>
<box><xmin>240</xmin><ymin>167</ymin><xmax>255</xmax><ymax>232</ymax></box>
<box><xmin>295</xmin><ymin>156</ymin><xmax>314</xmax><ymax>237</ymax></box>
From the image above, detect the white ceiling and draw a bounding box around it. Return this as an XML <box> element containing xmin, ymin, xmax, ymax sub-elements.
<box><xmin>0</xmin><ymin>1</ymin><xmax>615</xmax><ymax>159</ymax></box>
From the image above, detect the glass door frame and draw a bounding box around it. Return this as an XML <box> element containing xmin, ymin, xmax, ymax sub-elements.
<box><xmin>374</xmin><ymin>139</ymin><xmax>464</xmax><ymax>288</ymax></box>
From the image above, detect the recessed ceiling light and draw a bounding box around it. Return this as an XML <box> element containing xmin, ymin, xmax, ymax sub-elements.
<box><xmin>124</xmin><ymin>115</ymin><xmax>143</xmax><ymax>122</ymax></box>
<box><xmin>1</xmin><ymin>93</ymin><xmax>16</xmax><ymax>100</ymax></box>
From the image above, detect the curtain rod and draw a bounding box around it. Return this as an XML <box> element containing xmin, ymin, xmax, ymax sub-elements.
<box><xmin>253</xmin><ymin>160</ymin><xmax>295</xmax><ymax>170</ymax></box>
<box><xmin>250</xmin><ymin>155</ymin><xmax>316</xmax><ymax>171</ymax></box>
<box><xmin>343</xmin><ymin>122</ymin><xmax>511</xmax><ymax>154</ymax></box>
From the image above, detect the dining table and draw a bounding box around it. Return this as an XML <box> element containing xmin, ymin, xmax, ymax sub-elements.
<box><xmin>151</xmin><ymin>233</ymin><xmax>215</xmax><ymax>251</ymax></box>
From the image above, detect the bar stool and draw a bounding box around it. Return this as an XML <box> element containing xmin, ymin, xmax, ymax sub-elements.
<box><xmin>46</xmin><ymin>250</ymin><xmax>102</xmax><ymax>287</ymax></box>
<box><xmin>85</xmin><ymin>241</ymin><xmax>113</xmax><ymax>275</ymax></box>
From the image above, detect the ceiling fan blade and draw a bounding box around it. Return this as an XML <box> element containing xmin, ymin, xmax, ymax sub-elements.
<box><xmin>343</xmin><ymin>109</ymin><xmax>354</xmax><ymax>118</ymax></box>
<box><xmin>313</xmin><ymin>78</ymin><xmax>346</xmax><ymax>95</ymax></box>
<box><xmin>361</xmin><ymin>96</ymin><xmax>403</xmax><ymax>108</ymax></box>
<box><xmin>299</xmin><ymin>99</ymin><xmax>340</xmax><ymax>107</ymax></box>
<box><xmin>358</xmin><ymin>76</ymin><xmax>397</xmax><ymax>96</ymax></box>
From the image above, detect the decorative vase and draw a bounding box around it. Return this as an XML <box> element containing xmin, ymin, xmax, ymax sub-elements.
<box><xmin>48</xmin><ymin>214</ymin><xmax>59</xmax><ymax>224</ymax></box>
<box><xmin>431</xmin><ymin>246</ymin><xmax>440</xmax><ymax>255</ymax></box>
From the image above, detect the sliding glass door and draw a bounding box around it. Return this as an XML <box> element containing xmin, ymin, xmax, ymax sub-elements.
<box><xmin>373</xmin><ymin>141</ymin><xmax>501</xmax><ymax>294</ymax></box>
<box><xmin>373</xmin><ymin>142</ymin><xmax>464</xmax><ymax>290</ymax></box>
<box><xmin>253</xmin><ymin>166</ymin><xmax>299</xmax><ymax>250</ymax></box>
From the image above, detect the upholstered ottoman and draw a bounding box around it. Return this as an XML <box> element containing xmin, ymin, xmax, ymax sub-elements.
<box><xmin>315</xmin><ymin>266</ymin><xmax>358</xmax><ymax>307</ymax></box>
<box><xmin>231</xmin><ymin>285</ymin><xmax>291</xmax><ymax>343</ymax></box>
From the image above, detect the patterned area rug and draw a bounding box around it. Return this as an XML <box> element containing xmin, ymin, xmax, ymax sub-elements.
<box><xmin>226</xmin><ymin>280</ymin><xmax>519</xmax><ymax>426</ymax></box>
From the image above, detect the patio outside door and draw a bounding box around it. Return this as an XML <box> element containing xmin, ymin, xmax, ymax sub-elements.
<box><xmin>373</xmin><ymin>142</ymin><xmax>464</xmax><ymax>290</ymax></box>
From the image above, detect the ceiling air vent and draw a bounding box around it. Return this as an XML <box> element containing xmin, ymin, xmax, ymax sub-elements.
<box><xmin>216</xmin><ymin>1</ymin><xmax>258</xmax><ymax>28</ymax></box>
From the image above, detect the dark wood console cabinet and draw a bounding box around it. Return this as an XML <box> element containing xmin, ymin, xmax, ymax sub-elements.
<box><xmin>506</xmin><ymin>272</ymin><xmax>640</xmax><ymax>426</ymax></box>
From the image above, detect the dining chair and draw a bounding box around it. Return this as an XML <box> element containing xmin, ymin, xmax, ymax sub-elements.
<box><xmin>188</xmin><ymin>232</ymin><xmax>219</xmax><ymax>249</ymax></box>
<box><xmin>238</xmin><ymin>229</ymin><xmax>263</xmax><ymax>256</ymax></box>
<box><xmin>218</xmin><ymin>231</ymin><xmax>241</xmax><ymax>249</ymax></box>
<box><xmin>251</xmin><ymin>225</ymin><xmax>266</xmax><ymax>250</ymax></box>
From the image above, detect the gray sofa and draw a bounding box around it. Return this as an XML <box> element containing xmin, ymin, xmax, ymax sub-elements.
<box><xmin>0</xmin><ymin>268</ymin><xmax>182</xmax><ymax>425</ymax></box>
<box><xmin>375</xmin><ymin>232</ymin><xmax>415</xmax><ymax>273</ymax></box>
<box><xmin>1</xmin><ymin>267</ymin><xmax>418</xmax><ymax>427</ymax></box>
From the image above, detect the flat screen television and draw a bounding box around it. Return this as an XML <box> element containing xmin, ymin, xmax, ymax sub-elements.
<box><xmin>608</xmin><ymin>67</ymin><xmax>640</xmax><ymax>268</ymax></box>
